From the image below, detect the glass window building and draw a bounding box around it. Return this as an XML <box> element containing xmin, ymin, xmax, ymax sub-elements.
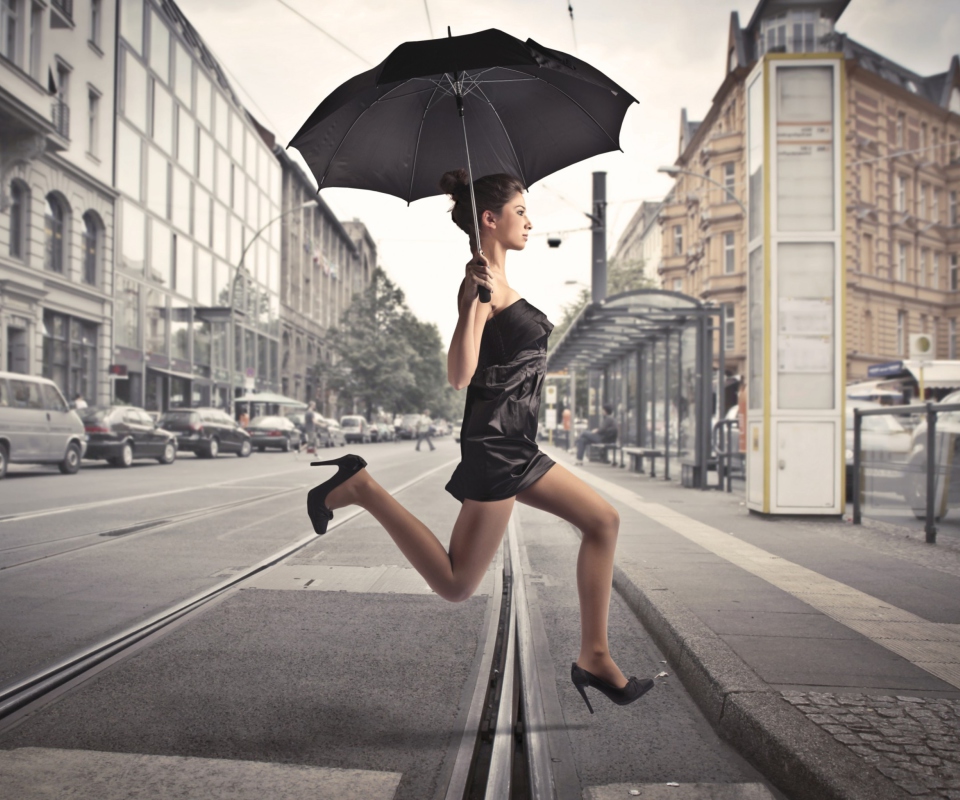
<box><xmin>113</xmin><ymin>0</ymin><xmax>282</xmax><ymax>411</ymax></box>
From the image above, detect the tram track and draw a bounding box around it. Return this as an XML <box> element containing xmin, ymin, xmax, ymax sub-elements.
<box><xmin>0</xmin><ymin>457</ymin><xmax>560</xmax><ymax>799</ymax></box>
<box><xmin>0</xmin><ymin>484</ymin><xmax>306</xmax><ymax>570</ymax></box>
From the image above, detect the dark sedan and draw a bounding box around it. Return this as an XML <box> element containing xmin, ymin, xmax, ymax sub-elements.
<box><xmin>158</xmin><ymin>408</ymin><xmax>252</xmax><ymax>458</ymax></box>
<box><xmin>248</xmin><ymin>416</ymin><xmax>301</xmax><ymax>452</ymax></box>
<box><xmin>81</xmin><ymin>406</ymin><xmax>178</xmax><ymax>467</ymax></box>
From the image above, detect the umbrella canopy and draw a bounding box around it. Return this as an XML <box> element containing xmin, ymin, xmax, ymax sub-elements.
<box><xmin>288</xmin><ymin>28</ymin><xmax>637</xmax><ymax>204</ymax></box>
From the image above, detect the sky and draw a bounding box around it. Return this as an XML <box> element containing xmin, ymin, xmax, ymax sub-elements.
<box><xmin>176</xmin><ymin>0</ymin><xmax>960</xmax><ymax>346</ymax></box>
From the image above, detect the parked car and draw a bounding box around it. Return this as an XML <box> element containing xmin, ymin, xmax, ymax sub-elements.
<box><xmin>900</xmin><ymin>390</ymin><xmax>960</xmax><ymax>517</ymax></box>
<box><xmin>845</xmin><ymin>399</ymin><xmax>911</xmax><ymax>501</ymax></box>
<box><xmin>340</xmin><ymin>415</ymin><xmax>371</xmax><ymax>444</ymax></box>
<box><xmin>0</xmin><ymin>371</ymin><xmax>87</xmax><ymax>478</ymax></box>
<box><xmin>247</xmin><ymin>415</ymin><xmax>301</xmax><ymax>452</ymax></box>
<box><xmin>374</xmin><ymin>421</ymin><xmax>395</xmax><ymax>442</ymax></box>
<box><xmin>454</xmin><ymin>418</ymin><xmax>463</xmax><ymax>444</ymax></box>
<box><xmin>368</xmin><ymin>422</ymin><xmax>381</xmax><ymax>442</ymax></box>
<box><xmin>322</xmin><ymin>416</ymin><xmax>347</xmax><ymax>447</ymax></box>
<box><xmin>80</xmin><ymin>406</ymin><xmax>177</xmax><ymax>467</ymax></box>
<box><xmin>157</xmin><ymin>407</ymin><xmax>253</xmax><ymax>458</ymax></box>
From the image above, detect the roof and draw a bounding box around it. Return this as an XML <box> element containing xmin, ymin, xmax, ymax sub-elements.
<box><xmin>744</xmin><ymin>0</ymin><xmax>851</xmax><ymax>38</ymax></box>
<box><xmin>546</xmin><ymin>289</ymin><xmax>709</xmax><ymax>373</ymax></box>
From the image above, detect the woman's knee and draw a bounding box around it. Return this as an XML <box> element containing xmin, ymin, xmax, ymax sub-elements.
<box><xmin>584</xmin><ymin>502</ymin><xmax>619</xmax><ymax>539</ymax></box>
<box><xmin>439</xmin><ymin>584</ymin><xmax>476</xmax><ymax>603</ymax></box>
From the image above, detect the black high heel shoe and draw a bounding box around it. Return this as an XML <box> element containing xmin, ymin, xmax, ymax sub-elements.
<box><xmin>307</xmin><ymin>454</ymin><xmax>367</xmax><ymax>535</ymax></box>
<box><xmin>570</xmin><ymin>662</ymin><xmax>654</xmax><ymax>714</ymax></box>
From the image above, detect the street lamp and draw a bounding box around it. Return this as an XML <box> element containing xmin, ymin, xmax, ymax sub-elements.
<box><xmin>657</xmin><ymin>165</ymin><xmax>747</xmax><ymax>215</ymax></box>
<box><xmin>226</xmin><ymin>200</ymin><xmax>315</xmax><ymax>411</ymax></box>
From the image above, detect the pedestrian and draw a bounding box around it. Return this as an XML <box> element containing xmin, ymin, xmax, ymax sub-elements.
<box><xmin>300</xmin><ymin>402</ymin><xmax>317</xmax><ymax>455</ymax></box>
<box><xmin>562</xmin><ymin>407</ymin><xmax>572</xmax><ymax>451</ymax></box>
<box><xmin>306</xmin><ymin>171</ymin><xmax>652</xmax><ymax>713</ymax></box>
<box><xmin>73</xmin><ymin>392</ymin><xmax>87</xmax><ymax>411</ymax></box>
<box><xmin>415</xmin><ymin>410</ymin><xmax>435</xmax><ymax>452</ymax></box>
<box><xmin>574</xmin><ymin>405</ymin><xmax>619</xmax><ymax>465</ymax></box>
<box><xmin>238</xmin><ymin>408</ymin><xmax>249</xmax><ymax>428</ymax></box>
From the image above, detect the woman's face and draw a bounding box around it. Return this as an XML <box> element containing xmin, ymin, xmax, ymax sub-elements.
<box><xmin>485</xmin><ymin>191</ymin><xmax>531</xmax><ymax>251</ymax></box>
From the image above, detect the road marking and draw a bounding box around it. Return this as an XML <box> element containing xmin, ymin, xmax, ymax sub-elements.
<box><xmin>575</xmin><ymin>468</ymin><xmax>960</xmax><ymax>691</ymax></box>
<box><xmin>0</xmin><ymin>747</ymin><xmax>401</xmax><ymax>800</ymax></box>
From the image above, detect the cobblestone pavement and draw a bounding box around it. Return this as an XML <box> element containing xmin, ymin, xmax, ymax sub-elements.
<box><xmin>782</xmin><ymin>691</ymin><xmax>960</xmax><ymax>798</ymax></box>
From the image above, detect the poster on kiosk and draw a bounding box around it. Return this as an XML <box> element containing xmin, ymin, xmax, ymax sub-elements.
<box><xmin>745</xmin><ymin>53</ymin><xmax>845</xmax><ymax>515</ymax></box>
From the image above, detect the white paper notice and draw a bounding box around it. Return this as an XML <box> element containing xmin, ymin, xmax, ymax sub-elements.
<box><xmin>779</xmin><ymin>297</ymin><xmax>832</xmax><ymax>335</ymax></box>
<box><xmin>778</xmin><ymin>334</ymin><xmax>833</xmax><ymax>373</ymax></box>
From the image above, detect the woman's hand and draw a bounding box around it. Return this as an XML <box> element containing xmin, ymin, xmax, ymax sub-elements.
<box><xmin>460</xmin><ymin>254</ymin><xmax>492</xmax><ymax>309</ymax></box>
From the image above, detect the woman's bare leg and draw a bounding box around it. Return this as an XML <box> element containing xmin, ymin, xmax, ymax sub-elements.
<box><xmin>324</xmin><ymin>470</ymin><xmax>514</xmax><ymax>602</ymax></box>
<box><xmin>516</xmin><ymin>464</ymin><xmax>626</xmax><ymax>688</ymax></box>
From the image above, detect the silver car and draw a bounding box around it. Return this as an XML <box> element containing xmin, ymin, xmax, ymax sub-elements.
<box><xmin>0</xmin><ymin>371</ymin><xmax>87</xmax><ymax>479</ymax></box>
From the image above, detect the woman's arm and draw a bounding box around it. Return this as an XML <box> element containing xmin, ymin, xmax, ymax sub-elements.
<box><xmin>448</xmin><ymin>259</ymin><xmax>492</xmax><ymax>389</ymax></box>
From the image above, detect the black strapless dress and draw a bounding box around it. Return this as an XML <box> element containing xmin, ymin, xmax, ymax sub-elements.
<box><xmin>445</xmin><ymin>299</ymin><xmax>556</xmax><ymax>503</ymax></box>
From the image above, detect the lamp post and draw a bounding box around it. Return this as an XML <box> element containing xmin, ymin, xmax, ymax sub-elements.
<box><xmin>226</xmin><ymin>200</ymin><xmax>315</xmax><ymax>412</ymax></box>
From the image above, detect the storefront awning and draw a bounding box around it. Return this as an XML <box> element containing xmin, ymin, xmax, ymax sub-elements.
<box><xmin>904</xmin><ymin>361</ymin><xmax>960</xmax><ymax>389</ymax></box>
<box><xmin>235</xmin><ymin>391</ymin><xmax>307</xmax><ymax>407</ymax></box>
<box><xmin>147</xmin><ymin>366</ymin><xmax>198</xmax><ymax>381</ymax></box>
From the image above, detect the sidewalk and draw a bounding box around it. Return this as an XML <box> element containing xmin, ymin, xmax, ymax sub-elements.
<box><xmin>542</xmin><ymin>444</ymin><xmax>960</xmax><ymax>800</ymax></box>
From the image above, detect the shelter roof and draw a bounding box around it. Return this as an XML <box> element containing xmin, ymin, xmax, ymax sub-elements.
<box><xmin>547</xmin><ymin>289</ymin><xmax>708</xmax><ymax>373</ymax></box>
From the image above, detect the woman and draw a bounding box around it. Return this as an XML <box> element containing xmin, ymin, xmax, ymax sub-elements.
<box><xmin>307</xmin><ymin>170</ymin><xmax>652</xmax><ymax>713</ymax></box>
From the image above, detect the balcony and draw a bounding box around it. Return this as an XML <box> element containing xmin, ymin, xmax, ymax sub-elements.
<box><xmin>51</xmin><ymin>101</ymin><xmax>70</xmax><ymax>139</ymax></box>
<box><xmin>50</xmin><ymin>0</ymin><xmax>74</xmax><ymax>28</ymax></box>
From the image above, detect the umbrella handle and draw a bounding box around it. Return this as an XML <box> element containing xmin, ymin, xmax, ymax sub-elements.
<box><xmin>457</xmin><ymin>75</ymin><xmax>491</xmax><ymax>305</ymax></box>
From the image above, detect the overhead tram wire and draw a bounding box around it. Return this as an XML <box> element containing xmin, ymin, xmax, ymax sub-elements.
<box><xmin>274</xmin><ymin>0</ymin><xmax>373</xmax><ymax>66</ymax></box>
<box><xmin>422</xmin><ymin>0</ymin><xmax>434</xmax><ymax>38</ymax></box>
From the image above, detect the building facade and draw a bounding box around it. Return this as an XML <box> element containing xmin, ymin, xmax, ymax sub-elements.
<box><xmin>1</xmin><ymin>0</ymin><xmax>118</xmax><ymax>405</ymax></box>
<box><xmin>111</xmin><ymin>0</ymin><xmax>283</xmax><ymax>412</ymax></box>
<box><xmin>610</xmin><ymin>200</ymin><xmax>664</xmax><ymax>287</ymax></box>
<box><xmin>276</xmin><ymin>148</ymin><xmax>375</xmax><ymax>417</ymax></box>
<box><xmin>657</xmin><ymin>0</ymin><xmax>960</xmax><ymax>383</ymax></box>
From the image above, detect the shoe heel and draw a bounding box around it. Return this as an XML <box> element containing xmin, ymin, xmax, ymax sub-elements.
<box><xmin>574</xmin><ymin>681</ymin><xmax>594</xmax><ymax>714</ymax></box>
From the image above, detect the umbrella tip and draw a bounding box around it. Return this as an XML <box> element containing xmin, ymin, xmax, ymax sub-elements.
<box><xmin>447</xmin><ymin>25</ymin><xmax>452</xmax><ymax>37</ymax></box>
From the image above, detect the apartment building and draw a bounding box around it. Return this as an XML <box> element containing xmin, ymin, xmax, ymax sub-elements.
<box><xmin>657</xmin><ymin>0</ymin><xmax>960</xmax><ymax>382</ymax></box>
<box><xmin>0</xmin><ymin>0</ymin><xmax>117</xmax><ymax>404</ymax></box>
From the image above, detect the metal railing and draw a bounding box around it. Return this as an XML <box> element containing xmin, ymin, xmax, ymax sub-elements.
<box><xmin>712</xmin><ymin>418</ymin><xmax>742</xmax><ymax>493</ymax></box>
<box><xmin>51</xmin><ymin>101</ymin><xmax>70</xmax><ymax>139</ymax></box>
<box><xmin>851</xmin><ymin>401</ymin><xmax>960</xmax><ymax>545</ymax></box>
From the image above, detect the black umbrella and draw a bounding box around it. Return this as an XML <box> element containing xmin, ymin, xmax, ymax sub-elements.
<box><xmin>288</xmin><ymin>28</ymin><xmax>636</xmax><ymax>302</ymax></box>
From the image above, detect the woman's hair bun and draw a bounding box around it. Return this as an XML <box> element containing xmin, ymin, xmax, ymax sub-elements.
<box><xmin>439</xmin><ymin>168</ymin><xmax>470</xmax><ymax>198</ymax></box>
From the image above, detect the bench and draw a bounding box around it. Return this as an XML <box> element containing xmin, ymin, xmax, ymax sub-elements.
<box><xmin>622</xmin><ymin>446</ymin><xmax>665</xmax><ymax>477</ymax></box>
<box><xmin>588</xmin><ymin>442</ymin><xmax>619</xmax><ymax>464</ymax></box>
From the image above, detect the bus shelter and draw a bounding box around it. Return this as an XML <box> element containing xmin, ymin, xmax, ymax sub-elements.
<box><xmin>547</xmin><ymin>289</ymin><xmax>722</xmax><ymax>488</ymax></box>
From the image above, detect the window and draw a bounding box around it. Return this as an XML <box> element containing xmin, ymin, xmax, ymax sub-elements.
<box><xmin>116</xmin><ymin>121</ymin><xmax>142</xmax><ymax>200</ymax></box>
<box><xmin>148</xmin><ymin>9</ymin><xmax>169</xmax><ymax>83</ymax></box>
<box><xmin>2</xmin><ymin>0</ymin><xmax>19</xmax><ymax>63</ymax></box>
<box><xmin>150</xmin><ymin>219</ymin><xmax>171</xmax><ymax>286</ymax></box>
<box><xmin>8</xmin><ymin>180</ymin><xmax>27</xmax><ymax>259</ymax></box>
<box><xmin>174</xmin><ymin>233</ymin><xmax>194</xmax><ymax>299</ymax></box>
<box><xmin>42</xmin><ymin>312</ymin><xmax>97</xmax><ymax>401</ymax></box>
<box><xmin>54</xmin><ymin>62</ymin><xmax>71</xmax><ymax>138</ymax></box>
<box><xmin>87</xmin><ymin>89</ymin><xmax>100</xmax><ymax>157</ymax></box>
<box><xmin>171</xmin><ymin>167</ymin><xmax>191</xmax><ymax>233</ymax></box>
<box><xmin>895</xmin><ymin>112</ymin><xmax>905</xmax><ymax>148</ymax></box>
<box><xmin>120</xmin><ymin>198</ymin><xmax>145</xmax><ymax>272</ymax></box>
<box><xmin>953</xmin><ymin>254</ymin><xmax>960</xmax><ymax>292</ymax></box>
<box><xmin>115</xmin><ymin>275</ymin><xmax>140</xmax><ymax>348</ymax></box>
<box><xmin>28</xmin><ymin>1</ymin><xmax>39</xmax><ymax>78</ymax></box>
<box><xmin>951</xmin><ymin>319</ymin><xmax>957</xmax><ymax>360</ymax></box>
<box><xmin>724</xmin><ymin>232</ymin><xmax>735</xmax><ymax>273</ymax></box>
<box><xmin>121</xmin><ymin>0</ymin><xmax>142</xmax><ymax>53</ymax></box>
<box><xmin>933</xmin><ymin>188</ymin><xmax>941</xmax><ymax>223</ymax></box>
<box><xmin>951</xmin><ymin>191</ymin><xmax>958</xmax><ymax>226</ymax></box>
<box><xmin>933</xmin><ymin>128</ymin><xmax>941</xmax><ymax>164</ymax></box>
<box><xmin>90</xmin><ymin>0</ymin><xmax>101</xmax><ymax>46</ymax></box>
<box><xmin>145</xmin><ymin>288</ymin><xmax>167</xmax><ymax>355</ymax></box>
<box><xmin>897</xmin><ymin>242</ymin><xmax>907</xmax><ymax>282</ymax></box>
<box><xmin>146</xmin><ymin>146</ymin><xmax>168</xmax><ymax>217</ymax></box>
<box><xmin>123</xmin><ymin>50</ymin><xmax>148</xmax><ymax>132</ymax></box>
<box><xmin>920</xmin><ymin>122</ymin><xmax>927</xmax><ymax>154</ymax></box>
<box><xmin>82</xmin><ymin>211</ymin><xmax>100</xmax><ymax>285</ymax></box>
<box><xmin>44</xmin><ymin>194</ymin><xmax>66</xmax><ymax>274</ymax></box>
<box><xmin>723</xmin><ymin>162</ymin><xmax>735</xmax><ymax>197</ymax></box>
<box><xmin>673</xmin><ymin>225</ymin><xmax>683</xmax><ymax>256</ymax></box>
<box><xmin>862</xmin><ymin>163</ymin><xmax>874</xmax><ymax>204</ymax></box>
<box><xmin>933</xmin><ymin>252</ymin><xmax>941</xmax><ymax>289</ymax></box>
<box><xmin>152</xmin><ymin>81</ymin><xmax>173</xmax><ymax>154</ymax></box>
<box><xmin>897</xmin><ymin>174</ymin><xmax>907</xmax><ymax>213</ymax></box>
<box><xmin>723</xmin><ymin>303</ymin><xmax>735</xmax><ymax>350</ymax></box>
<box><xmin>177</xmin><ymin>111</ymin><xmax>195</xmax><ymax>173</ymax></box>
<box><xmin>897</xmin><ymin>310</ymin><xmax>906</xmax><ymax>356</ymax></box>
<box><xmin>919</xmin><ymin>183</ymin><xmax>927</xmax><ymax>219</ymax></box>
<box><xmin>862</xmin><ymin>233</ymin><xmax>873</xmax><ymax>274</ymax></box>
<box><xmin>919</xmin><ymin>248</ymin><xmax>928</xmax><ymax>288</ymax></box>
<box><xmin>672</xmin><ymin>277</ymin><xmax>682</xmax><ymax>291</ymax></box>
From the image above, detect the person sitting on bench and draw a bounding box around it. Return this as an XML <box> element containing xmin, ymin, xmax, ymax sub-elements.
<box><xmin>574</xmin><ymin>405</ymin><xmax>618</xmax><ymax>465</ymax></box>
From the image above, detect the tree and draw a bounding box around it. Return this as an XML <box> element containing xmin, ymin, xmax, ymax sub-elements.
<box><xmin>326</xmin><ymin>268</ymin><xmax>417</xmax><ymax>419</ymax></box>
<box><xmin>395</xmin><ymin>312</ymin><xmax>463</xmax><ymax>420</ymax></box>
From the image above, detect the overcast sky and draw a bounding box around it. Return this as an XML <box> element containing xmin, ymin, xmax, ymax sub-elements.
<box><xmin>176</xmin><ymin>0</ymin><xmax>960</xmax><ymax>345</ymax></box>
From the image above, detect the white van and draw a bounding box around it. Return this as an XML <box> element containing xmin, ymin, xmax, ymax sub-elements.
<box><xmin>0</xmin><ymin>371</ymin><xmax>87</xmax><ymax>479</ymax></box>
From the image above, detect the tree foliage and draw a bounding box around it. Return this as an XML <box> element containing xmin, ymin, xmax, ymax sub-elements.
<box><xmin>325</xmin><ymin>268</ymin><xmax>463</xmax><ymax>420</ymax></box>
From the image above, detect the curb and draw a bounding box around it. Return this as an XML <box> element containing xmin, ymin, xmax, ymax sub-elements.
<box><xmin>612</xmin><ymin>559</ymin><xmax>910</xmax><ymax>800</ymax></box>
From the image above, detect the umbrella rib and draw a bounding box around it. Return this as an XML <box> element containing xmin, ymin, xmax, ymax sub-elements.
<box><xmin>474</xmin><ymin>84</ymin><xmax>528</xmax><ymax>188</ymax></box>
<box><xmin>407</xmin><ymin>82</ymin><xmax>443</xmax><ymax>203</ymax></box>
<box><xmin>493</xmin><ymin>66</ymin><xmax>621</xmax><ymax>150</ymax></box>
